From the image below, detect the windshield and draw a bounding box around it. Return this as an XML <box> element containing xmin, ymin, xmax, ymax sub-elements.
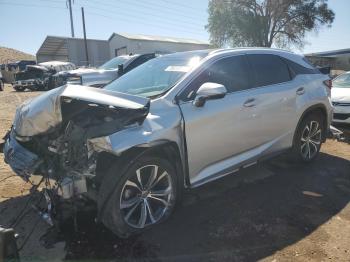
<box><xmin>104</xmin><ymin>54</ymin><xmax>205</xmax><ymax>97</ymax></box>
<box><xmin>333</xmin><ymin>73</ymin><xmax>350</xmax><ymax>88</ymax></box>
<box><xmin>15</xmin><ymin>69</ymin><xmax>45</xmax><ymax>81</ymax></box>
<box><xmin>99</xmin><ymin>56</ymin><xmax>129</xmax><ymax>70</ymax></box>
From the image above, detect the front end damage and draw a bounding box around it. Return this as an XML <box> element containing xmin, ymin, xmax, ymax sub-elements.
<box><xmin>3</xmin><ymin>84</ymin><xmax>150</xmax><ymax>224</ymax></box>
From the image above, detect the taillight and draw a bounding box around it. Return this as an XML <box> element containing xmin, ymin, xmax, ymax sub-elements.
<box><xmin>323</xmin><ymin>79</ymin><xmax>332</xmax><ymax>89</ymax></box>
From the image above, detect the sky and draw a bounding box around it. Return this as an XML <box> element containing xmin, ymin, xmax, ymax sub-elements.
<box><xmin>0</xmin><ymin>0</ymin><xmax>349</xmax><ymax>56</ymax></box>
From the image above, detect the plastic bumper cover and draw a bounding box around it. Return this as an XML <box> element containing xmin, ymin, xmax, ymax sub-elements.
<box><xmin>3</xmin><ymin>131</ymin><xmax>42</xmax><ymax>181</ymax></box>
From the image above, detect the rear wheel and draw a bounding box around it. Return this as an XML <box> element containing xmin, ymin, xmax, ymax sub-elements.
<box><xmin>100</xmin><ymin>155</ymin><xmax>179</xmax><ymax>237</ymax></box>
<box><xmin>0</xmin><ymin>80</ymin><xmax>3</xmax><ymax>91</ymax></box>
<box><xmin>291</xmin><ymin>113</ymin><xmax>325</xmax><ymax>162</ymax></box>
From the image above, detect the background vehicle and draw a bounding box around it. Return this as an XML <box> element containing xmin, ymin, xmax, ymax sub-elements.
<box><xmin>53</xmin><ymin>53</ymin><xmax>156</xmax><ymax>88</ymax></box>
<box><xmin>6</xmin><ymin>60</ymin><xmax>36</xmax><ymax>71</ymax></box>
<box><xmin>12</xmin><ymin>61</ymin><xmax>75</xmax><ymax>91</ymax></box>
<box><xmin>331</xmin><ymin>71</ymin><xmax>350</xmax><ymax>124</ymax></box>
<box><xmin>3</xmin><ymin>49</ymin><xmax>332</xmax><ymax>237</ymax></box>
<box><xmin>0</xmin><ymin>71</ymin><xmax>4</xmax><ymax>91</ymax></box>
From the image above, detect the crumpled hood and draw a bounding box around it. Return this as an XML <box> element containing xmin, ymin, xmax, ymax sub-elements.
<box><xmin>13</xmin><ymin>85</ymin><xmax>150</xmax><ymax>137</ymax></box>
<box><xmin>331</xmin><ymin>87</ymin><xmax>350</xmax><ymax>103</ymax></box>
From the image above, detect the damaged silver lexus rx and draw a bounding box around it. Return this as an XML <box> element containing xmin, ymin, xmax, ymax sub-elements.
<box><xmin>3</xmin><ymin>49</ymin><xmax>332</xmax><ymax>237</ymax></box>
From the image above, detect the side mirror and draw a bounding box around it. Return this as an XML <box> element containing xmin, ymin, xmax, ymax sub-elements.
<box><xmin>193</xmin><ymin>82</ymin><xmax>227</xmax><ymax>107</ymax></box>
<box><xmin>118</xmin><ymin>64</ymin><xmax>124</xmax><ymax>75</ymax></box>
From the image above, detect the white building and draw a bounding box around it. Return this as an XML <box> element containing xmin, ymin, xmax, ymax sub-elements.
<box><xmin>108</xmin><ymin>33</ymin><xmax>211</xmax><ymax>57</ymax></box>
<box><xmin>36</xmin><ymin>33</ymin><xmax>211</xmax><ymax>67</ymax></box>
<box><xmin>306</xmin><ymin>48</ymin><xmax>350</xmax><ymax>71</ymax></box>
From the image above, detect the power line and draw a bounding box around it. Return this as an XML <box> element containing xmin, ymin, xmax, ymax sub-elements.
<box><xmin>1</xmin><ymin>0</ymin><xmax>208</xmax><ymax>38</ymax></box>
<box><xmin>133</xmin><ymin>0</ymin><xmax>204</xmax><ymax>15</ymax></box>
<box><xmin>81</xmin><ymin>1</ymin><xmax>204</xmax><ymax>31</ymax></box>
<box><xmin>84</xmin><ymin>10</ymin><xmax>205</xmax><ymax>37</ymax></box>
<box><xmin>84</xmin><ymin>0</ymin><xmax>205</xmax><ymax>26</ymax></box>
<box><xmin>0</xmin><ymin>1</ymin><xmax>66</xmax><ymax>10</ymax></box>
<box><xmin>159</xmin><ymin>0</ymin><xmax>202</xmax><ymax>11</ymax></box>
<box><xmin>36</xmin><ymin>0</ymin><xmax>66</xmax><ymax>3</ymax></box>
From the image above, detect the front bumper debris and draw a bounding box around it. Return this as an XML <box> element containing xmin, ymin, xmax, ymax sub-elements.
<box><xmin>3</xmin><ymin>131</ymin><xmax>42</xmax><ymax>181</ymax></box>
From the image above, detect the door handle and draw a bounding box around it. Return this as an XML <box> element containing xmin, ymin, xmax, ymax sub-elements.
<box><xmin>296</xmin><ymin>87</ymin><xmax>305</xmax><ymax>95</ymax></box>
<box><xmin>243</xmin><ymin>98</ymin><xmax>256</xmax><ymax>107</ymax></box>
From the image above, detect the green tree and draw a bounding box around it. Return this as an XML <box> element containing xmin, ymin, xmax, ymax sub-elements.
<box><xmin>206</xmin><ymin>0</ymin><xmax>335</xmax><ymax>49</ymax></box>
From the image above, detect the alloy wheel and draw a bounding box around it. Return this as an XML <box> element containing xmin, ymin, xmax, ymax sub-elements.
<box><xmin>120</xmin><ymin>165</ymin><xmax>174</xmax><ymax>229</ymax></box>
<box><xmin>300</xmin><ymin>120</ymin><xmax>322</xmax><ymax>160</ymax></box>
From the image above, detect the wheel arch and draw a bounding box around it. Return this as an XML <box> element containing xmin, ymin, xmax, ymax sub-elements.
<box><xmin>293</xmin><ymin>103</ymin><xmax>329</xmax><ymax>143</ymax></box>
<box><xmin>95</xmin><ymin>140</ymin><xmax>186</xmax><ymax>221</ymax></box>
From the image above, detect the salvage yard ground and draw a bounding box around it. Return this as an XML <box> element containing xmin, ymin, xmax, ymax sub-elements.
<box><xmin>0</xmin><ymin>84</ymin><xmax>350</xmax><ymax>261</ymax></box>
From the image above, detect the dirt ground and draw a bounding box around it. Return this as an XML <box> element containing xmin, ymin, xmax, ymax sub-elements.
<box><xmin>0</xmin><ymin>84</ymin><xmax>350</xmax><ymax>262</ymax></box>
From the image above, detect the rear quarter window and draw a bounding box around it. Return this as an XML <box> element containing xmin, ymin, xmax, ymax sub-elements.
<box><xmin>283</xmin><ymin>58</ymin><xmax>319</xmax><ymax>78</ymax></box>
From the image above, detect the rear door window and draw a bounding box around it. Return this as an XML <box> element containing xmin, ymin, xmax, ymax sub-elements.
<box><xmin>248</xmin><ymin>54</ymin><xmax>291</xmax><ymax>87</ymax></box>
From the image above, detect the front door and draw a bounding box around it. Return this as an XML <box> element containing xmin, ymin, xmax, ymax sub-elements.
<box><xmin>178</xmin><ymin>55</ymin><xmax>259</xmax><ymax>186</ymax></box>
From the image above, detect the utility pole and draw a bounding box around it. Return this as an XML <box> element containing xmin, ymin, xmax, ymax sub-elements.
<box><xmin>68</xmin><ymin>0</ymin><xmax>75</xmax><ymax>37</ymax></box>
<box><xmin>81</xmin><ymin>7</ymin><xmax>89</xmax><ymax>66</ymax></box>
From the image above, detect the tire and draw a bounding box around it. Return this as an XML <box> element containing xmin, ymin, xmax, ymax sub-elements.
<box><xmin>14</xmin><ymin>86</ymin><xmax>25</xmax><ymax>92</ymax></box>
<box><xmin>291</xmin><ymin>113</ymin><xmax>325</xmax><ymax>162</ymax></box>
<box><xmin>0</xmin><ymin>81</ymin><xmax>3</xmax><ymax>91</ymax></box>
<box><xmin>100</xmin><ymin>155</ymin><xmax>179</xmax><ymax>238</ymax></box>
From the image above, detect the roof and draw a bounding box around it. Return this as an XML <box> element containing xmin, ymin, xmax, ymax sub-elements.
<box><xmin>109</xmin><ymin>33</ymin><xmax>210</xmax><ymax>45</ymax></box>
<box><xmin>210</xmin><ymin>47</ymin><xmax>296</xmax><ymax>55</ymax></box>
<box><xmin>36</xmin><ymin>36</ymin><xmax>68</xmax><ymax>56</ymax></box>
<box><xmin>160</xmin><ymin>48</ymin><xmax>311</xmax><ymax>69</ymax></box>
<box><xmin>305</xmin><ymin>48</ymin><xmax>350</xmax><ymax>58</ymax></box>
<box><xmin>36</xmin><ymin>35</ymin><xmax>108</xmax><ymax>56</ymax></box>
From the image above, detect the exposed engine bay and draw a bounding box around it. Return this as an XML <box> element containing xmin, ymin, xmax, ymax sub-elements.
<box><xmin>3</xmin><ymin>85</ymin><xmax>150</xmax><ymax>223</ymax></box>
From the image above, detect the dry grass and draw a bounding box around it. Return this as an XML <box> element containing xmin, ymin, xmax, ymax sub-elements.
<box><xmin>0</xmin><ymin>46</ymin><xmax>35</xmax><ymax>64</ymax></box>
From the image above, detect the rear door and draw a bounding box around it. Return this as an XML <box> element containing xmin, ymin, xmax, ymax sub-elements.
<box><xmin>246</xmin><ymin>54</ymin><xmax>298</xmax><ymax>150</ymax></box>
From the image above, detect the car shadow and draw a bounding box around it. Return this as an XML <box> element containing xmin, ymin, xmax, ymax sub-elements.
<box><xmin>0</xmin><ymin>152</ymin><xmax>349</xmax><ymax>261</ymax></box>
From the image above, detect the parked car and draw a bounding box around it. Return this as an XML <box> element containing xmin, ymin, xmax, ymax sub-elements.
<box><xmin>53</xmin><ymin>53</ymin><xmax>156</xmax><ymax>88</ymax></box>
<box><xmin>6</xmin><ymin>60</ymin><xmax>36</xmax><ymax>72</ymax></box>
<box><xmin>3</xmin><ymin>49</ymin><xmax>332</xmax><ymax>237</ymax></box>
<box><xmin>12</xmin><ymin>61</ymin><xmax>75</xmax><ymax>91</ymax></box>
<box><xmin>331</xmin><ymin>71</ymin><xmax>350</xmax><ymax>124</ymax></box>
<box><xmin>0</xmin><ymin>71</ymin><xmax>4</xmax><ymax>91</ymax></box>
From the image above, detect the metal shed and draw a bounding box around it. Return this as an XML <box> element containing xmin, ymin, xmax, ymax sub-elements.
<box><xmin>108</xmin><ymin>33</ymin><xmax>211</xmax><ymax>57</ymax></box>
<box><xmin>36</xmin><ymin>36</ymin><xmax>110</xmax><ymax>67</ymax></box>
<box><xmin>306</xmin><ymin>48</ymin><xmax>350</xmax><ymax>71</ymax></box>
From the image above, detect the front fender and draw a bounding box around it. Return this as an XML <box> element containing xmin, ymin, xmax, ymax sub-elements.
<box><xmin>88</xmin><ymin>98</ymin><xmax>187</xmax><ymax>172</ymax></box>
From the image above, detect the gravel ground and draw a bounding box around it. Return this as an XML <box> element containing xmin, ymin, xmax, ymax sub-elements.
<box><xmin>0</xmin><ymin>84</ymin><xmax>350</xmax><ymax>261</ymax></box>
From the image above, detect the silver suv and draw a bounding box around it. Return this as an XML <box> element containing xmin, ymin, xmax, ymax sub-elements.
<box><xmin>3</xmin><ymin>48</ymin><xmax>332</xmax><ymax>237</ymax></box>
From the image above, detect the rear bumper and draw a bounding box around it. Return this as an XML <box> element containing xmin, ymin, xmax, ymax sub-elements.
<box><xmin>3</xmin><ymin>131</ymin><xmax>42</xmax><ymax>180</ymax></box>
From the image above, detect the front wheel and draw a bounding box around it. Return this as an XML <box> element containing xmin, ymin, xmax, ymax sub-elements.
<box><xmin>291</xmin><ymin>113</ymin><xmax>325</xmax><ymax>162</ymax></box>
<box><xmin>100</xmin><ymin>155</ymin><xmax>179</xmax><ymax>237</ymax></box>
